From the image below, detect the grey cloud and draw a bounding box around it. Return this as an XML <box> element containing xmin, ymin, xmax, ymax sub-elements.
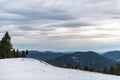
<box><xmin>49</xmin><ymin>22</ymin><xmax>95</xmax><ymax>28</ymax></box>
<box><xmin>82</xmin><ymin>0</ymin><xmax>114</xmax><ymax>3</ymax></box>
<box><xmin>94</xmin><ymin>27</ymin><xmax>120</xmax><ymax>31</ymax></box>
<box><xmin>18</xmin><ymin>26</ymin><xmax>34</xmax><ymax>31</ymax></box>
<box><xmin>0</xmin><ymin>0</ymin><xmax>119</xmax><ymax>25</ymax></box>
<box><xmin>47</xmin><ymin>34</ymin><xmax>112</xmax><ymax>40</ymax></box>
<box><xmin>111</xmin><ymin>16</ymin><xmax>120</xmax><ymax>19</ymax></box>
<box><xmin>0</xmin><ymin>0</ymin><xmax>76</xmax><ymax>26</ymax></box>
<box><xmin>18</xmin><ymin>26</ymin><xmax>54</xmax><ymax>32</ymax></box>
<box><xmin>3</xmin><ymin>8</ymin><xmax>75</xmax><ymax>22</ymax></box>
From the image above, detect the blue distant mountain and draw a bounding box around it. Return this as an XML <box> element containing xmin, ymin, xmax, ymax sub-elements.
<box><xmin>26</xmin><ymin>51</ymin><xmax>66</xmax><ymax>61</ymax></box>
<box><xmin>47</xmin><ymin>51</ymin><xmax>117</xmax><ymax>69</ymax></box>
<box><xmin>103</xmin><ymin>51</ymin><xmax>120</xmax><ymax>62</ymax></box>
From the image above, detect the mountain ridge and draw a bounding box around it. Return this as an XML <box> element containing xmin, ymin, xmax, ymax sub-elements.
<box><xmin>47</xmin><ymin>51</ymin><xmax>117</xmax><ymax>69</ymax></box>
<box><xmin>26</xmin><ymin>50</ymin><xmax>67</xmax><ymax>61</ymax></box>
<box><xmin>103</xmin><ymin>50</ymin><xmax>120</xmax><ymax>62</ymax></box>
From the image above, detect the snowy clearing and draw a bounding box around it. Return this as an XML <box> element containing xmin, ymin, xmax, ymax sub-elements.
<box><xmin>0</xmin><ymin>58</ymin><xmax>120</xmax><ymax>80</ymax></box>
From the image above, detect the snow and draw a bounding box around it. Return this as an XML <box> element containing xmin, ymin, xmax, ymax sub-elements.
<box><xmin>0</xmin><ymin>58</ymin><xmax>120</xmax><ymax>80</ymax></box>
<box><xmin>116</xmin><ymin>59</ymin><xmax>120</xmax><ymax>62</ymax></box>
<box><xmin>72</xmin><ymin>56</ymin><xmax>78</xmax><ymax>59</ymax></box>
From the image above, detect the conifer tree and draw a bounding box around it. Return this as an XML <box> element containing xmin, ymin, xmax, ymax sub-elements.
<box><xmin>75</xmin><ymin>64</ymin><xmax>81</xmax><ymax>69</ymax></box>
<box><xmin>108</xmin><ymin>66</ymin><xmax>115</xmax><ymax>74</ymax></box>
<box><xmin>26</xmin><ymin>50</ymin><xmax>28</xmax><ymax>55</ymax></box>
<box><xmin>0</xmin><ymin>32</ymin><xmax>12</xmax><ymax>58</ymax></box>
<box><xmin>21</xmin><ymin>50</ymin><xmax>26</xmax><ymax>57</ymax></box>
<box><xmin>66</xmin><ymin>63</ymin><xmax>73</xmax><ymax>69</ymax></box>
<box><xmin>115</xmin><ymin>63</ymin><xmax>120</xmax><ymax>75</ymax></box>
<box><xmin>103</xmin><ymin>66</ymin><xmax>107</xmax><ymax>73</ymax></box>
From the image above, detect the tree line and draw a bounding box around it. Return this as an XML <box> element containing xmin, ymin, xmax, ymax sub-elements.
<box><xmin>103</xmin><ymin>64</ymin><xmax>120</xmax><ymax>75</ymax></box>
<box><xmin>0</xmin><ymin>32</ymin><xmax>28</xmax><ymax>58</ymax></box>
<box><xmin>58</xmin><ymin>63</ymin><xmax>120</xmax><ymax>76</ymax></box>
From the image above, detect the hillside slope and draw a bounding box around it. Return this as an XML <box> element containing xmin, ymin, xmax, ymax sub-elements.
<box><xmin>103</xmin><ymin>51</ymin><xmax>120</xmax><ymax>62</ymax></box>
<box><xmin>0</xmin><ymin>58</ymin><xmax>120</xmax><ymax>80</ymax></box>
<box><xmin>47</xmin><ymin>51</ymin><xmax>117</xmax><ymax>69</ymax></box>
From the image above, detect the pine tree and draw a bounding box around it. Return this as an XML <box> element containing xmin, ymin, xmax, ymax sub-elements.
<box><xmin>12</xmin><ymin>49</ymin><xmax>16</xmax><ymax>57</ymax></box>
<box><xmin>21</xmin><ymin>50</ymin><xmax>26</xmax><ymax>57</ymax></box>
<box><xmin>84</xmin><ymin>66</ymin><xmax>89</xmax><ymax>71</ymax></box>
<box><xmin>108</xmin><ymin>66</ymin><xmax>115</xmax><ymax>74</ymax></box>
<box><xmin>16</xmin><ymin>49</ymin><xmax>20</xmax><ymax>57</ymax></box>
<box><xmin>0</xmin><ymin>32</ymin><xmax>12</xmax><ymax>58</ymax></box>
<box><xmin>103</xmin><ymin>66</ymin><xmax>107</xmax><ymax>73</ymax></box>
<box><xmin>75</xmin><ymin>64</ymin><xmax>81</xmax><ymax>69</ymax></box>
<box><xmin>115</xmin><ymin>63</ymin><xmax>120</xmax><ymax>75</ymax></box>
<box><xmin>66</xmin><ymin>63</ymin><xmax>73</xmax><ymax>69</ymax></box>
<box><xmin>26</xmin><ymin>50</ymin><xmax>28</xmax><ymax>55</ymax></box>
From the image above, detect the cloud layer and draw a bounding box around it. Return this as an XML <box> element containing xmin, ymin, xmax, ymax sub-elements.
<box><xmin>0</xmin><ymin>0</ymin><xmax>120</xmax><ymax>51</ymax></box>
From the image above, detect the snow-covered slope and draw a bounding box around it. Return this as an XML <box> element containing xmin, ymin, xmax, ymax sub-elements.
<box><xmin>0</xmin><ymin>58</ymin><xmax>120</xmax><ymax>80</ymax></box>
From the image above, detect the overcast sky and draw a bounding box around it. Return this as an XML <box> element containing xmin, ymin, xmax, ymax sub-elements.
<box><xmin>0</xmin><ymin>0</ymin><xmax>120</xmax><ymax>52</ymax></box>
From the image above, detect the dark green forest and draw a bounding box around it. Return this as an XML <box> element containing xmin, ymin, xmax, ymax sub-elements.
<box><xmin>64</xmin><ymin>63</ymin><xmax>120</xmax><ymax>76</ymax></box>
<box><xmin>0</xmin><ymin>32</ymin><xmax>28</xmax><ymax>58</ymax></box>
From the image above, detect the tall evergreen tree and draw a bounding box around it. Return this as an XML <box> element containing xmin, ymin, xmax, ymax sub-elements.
<box><xmin>21</xmin><ymin>50</ymin><xmax>26</xmax><ymax>57</ymax></box>
<box><xmin>0</xmin><ymin>32</ymin><xmax>12</xmax><ymax>58</ymax></box>
<box><xmin>108</xmin><ymin>66</ymin><xmax>115</xmax><ymax>74</ymax></box>
<box><xmin>26</xmin><ymin>50</ymin><xmax>28</xmax><ymax>55</ymax></box>
<box><xmin>115</xmin><ymin>63</ymin><xmax>120</xmax><ymax>75</ymax></box>
<box><xmin>66</xmin><ymin>63</ymin><xmax>73</xmax><ymax>69</ymax></box>
<box><xmin>103</xmin><ymin>66</ymin><xmax>107</xmax><ymax>73</ymax></box>
<box><xmin>75</xmin><ymin>64</ymin><xmax>81</xmax><ymax>69</ymax></box>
